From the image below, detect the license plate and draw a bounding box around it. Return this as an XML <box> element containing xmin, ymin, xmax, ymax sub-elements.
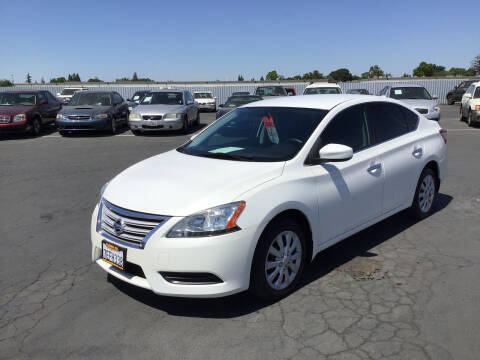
<box><xmin>102</xmin><ymin>241</ymin><xmax>126</xmax><ymax>270</ymax></box>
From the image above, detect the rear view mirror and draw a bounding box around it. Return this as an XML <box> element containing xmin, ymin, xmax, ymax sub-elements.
<box><xmin>432</xmin><ymin>95</ymin><xmax>438</xmax><ymax>100</ymax></box>
<box><xmin>319</xmin><ymin>144</ymin><xmax>353</xmax><ymax>162</ymax></box>
<box><xmin>127</xmin><ymin>98</ymin><xmax>132</xmax><ymax>101</ymax></box>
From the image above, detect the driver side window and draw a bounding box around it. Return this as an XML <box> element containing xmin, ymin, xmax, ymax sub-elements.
<box><xmin>318</xmin><ymin>104</ymin><xmax>371</xmax><ymax>153</ymax></box>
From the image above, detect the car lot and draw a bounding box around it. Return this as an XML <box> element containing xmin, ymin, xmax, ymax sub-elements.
<box><xmin>1</xmin><ymin>105</ymin><xmax>480</xmax><ymax>359</ymax></box>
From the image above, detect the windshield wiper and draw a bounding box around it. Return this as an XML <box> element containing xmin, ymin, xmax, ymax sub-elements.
<box><xmin>198</xmin><ymin>152</ymin><xmax>255</xmax><ymax>161</ymax></box>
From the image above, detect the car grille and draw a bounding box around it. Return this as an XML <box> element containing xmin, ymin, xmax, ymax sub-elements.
<box><xmin>98</xmin><ymin>200</ymin><xmax>171</xmax><ymax>248</ymax></box>
<box><xmin>0</xmin><ymin>115</ymin><xmax>10</xmax><ymax>123</ymax></box>
<box><xmin>142</xmin><ymin>115</ymin><xmax>163</xmax><ymax>120</ymax></box>
<box><xmin>68</xmin><ymin>115</ymin><xmax>91</xmax><ymax>120</ymax></box>
<box><xmin>415</xmin><ymin>108</ymin><xmax>428</xmax><ymax>114</ymax></box>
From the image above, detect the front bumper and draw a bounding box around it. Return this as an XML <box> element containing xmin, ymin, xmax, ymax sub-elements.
<box><xmin>198</xmin><ymin>103</ymin><xmax>216</xmax><ymax>111</ymax></box>
<box><xmin>56</xmin><ymin>118</ymin><xmax>110</xmax><ymax>131</ymax></box>
<box><xmin>425</xmin><ymin>111</ymin><xmax>440</xmax><ymax>121</ymax></box>
<box><xmin>0</xmin><ymin>121</ymin><xmax>31</xmax><ymax>134</ymax></box>
<box><xmin>90</xmin><ymin>204</ymin><xmax>257</xmax><ymax>297</ymax></box>
<box><xmin>472</xmin><ymin>110</ymin><xmax>480</xmax><ymax>123</ymax></box>
<box><xmin>129</xmin><ymin>118</ymin><xmax>183</xmax><ymax>131</ymax></box>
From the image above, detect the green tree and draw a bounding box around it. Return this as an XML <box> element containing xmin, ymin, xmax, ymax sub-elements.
<box><xmin>50</xmin><ymin>77</ymin><xmax>67</xmax><ymax>84</ymax></box>
<box><xmin>265</xmin><ymin>70</ymin><xmax>279</xmax><ymax>81</ymax></box>
<box><xmin>132</xmin><ymin>72</ymin><xmax>138</xmax><ymax>81</ymax></box>
<box><xmin>237</xmin><ymin>74</ymin><xmax>244</xmax><ymax>81</ymax></box>
<box><xmin>328</xmin><ymin>68</ymin><xmax>353</xmax><ymax>82</ymax></box>
<box><xmin>368</xmin><ymin>65</ymin><xmax>384</xmax><ymax>78</ymax></box>
<box><xmin>402</xmin><ymin>73</ymin><xmax>411</xmax><ymax>77</ymax></box>
<box><xmin>0</xmin><ymin>79</ymin><xmax>14</xmax><ymax>86</ymax></box>
<box><xmin>361</xmin><ymin>71</ymin><xmax>370</xmax><ymax>79</ymax></box>
<box><xmin>26</xmin><ymin>73</ymin><xmax>32</xmax><ymax>84</ymax></box>
<box><xmin>40</xmin><ymin>77</ymin><xmax>45</xmax><ymax>84</ymax></box>
<box><xmin>260</xmin><ymin>76</ymin><xmax>264</xmax><ymax>81</ymax></box>
<box><xmin>88</xmin><ymin>77</ymin><xmax>104</xmax><ymax>82</ymax></box>
<box><xmin>413</xmin><ymin>62</ymin><xmax>447</xmax><ymax>77</ymax></box>
<box><xmin>471</xmin><ymin>55</ymin><xmax>480</xmax><ymax>75</ymax></box>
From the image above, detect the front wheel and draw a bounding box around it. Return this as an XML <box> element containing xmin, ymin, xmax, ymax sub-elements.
<box><xmin>408</xmin><ymin>168</ymin><xmax>437</xmax><ymax>220</ymax></box>
<box><xmin>459</xmin><ymin>106</ymin><xmax>465</xmax><ymax>121</ymax></box>
<box><xmin>468</xmin><ymin>110</ymin><xmax>474</xmax><ymax>127</ymax></box>
<box><xmin>110</xmin><ymin>117</ymin><xmax>117</xmax><ymax>134</ymax></box>
<box><xmin>181</xmin><ymin>115</ymin><xmax>189</xmax><ymax>134</ymax></box>
<box><xmin>249</xmin><ymin>217</ymin><xmax>307</xmax><ymax>301</ymax></box>
<box><xmin>194</xmin><ymin>110</ymin><xmax>200</xmax><ymax>126</ymax></box>
<box><xmin>31</xmin><ymin>117</ymin><xmax>41</xmax><ymax>136</ymax></box>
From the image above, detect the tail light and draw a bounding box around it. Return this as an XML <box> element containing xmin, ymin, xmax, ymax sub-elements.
<box><xmin>439</xmin><ymin>128</ymin><xmax>447</xmax><ymax>144</ymax></box>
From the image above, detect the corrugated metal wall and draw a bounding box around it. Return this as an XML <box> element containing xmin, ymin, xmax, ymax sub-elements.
<box><xmin>0</xmin><ymin>78</ymin><xmax>475</xmax><ymax>104</ymax></box>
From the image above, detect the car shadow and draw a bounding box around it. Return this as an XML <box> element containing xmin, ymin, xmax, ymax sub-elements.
<box><xmin>0</xmin><ymin>123</ymin><xmax>58</xmax><ymax>140</ymax></box>
<box><xmin>59</xmin><ymin>124</ymin><xmax>131</xmax><ymax>137</ymax></box>
<box><xmin>109</xmin><ymin>193</ymin><xmax>452</xmax><ymax>318</ymax></box>
<box><xmin>133</xmin><ymin>123</ymin><xmax>207</xmax><ymax>137</ymax></box>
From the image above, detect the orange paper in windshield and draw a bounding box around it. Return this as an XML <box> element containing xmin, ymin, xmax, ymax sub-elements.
<box><xmin>262</xmin><ymin>114</ymin><xmax>279</xmax><ymax>144</ymax></box>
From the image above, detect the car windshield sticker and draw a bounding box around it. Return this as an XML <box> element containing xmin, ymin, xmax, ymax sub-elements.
<box><xmin>262</xmin><ymin>114</ymin><xmax>279</xmax><ymax>144</ymax></box>
<box><xmin>394</xmin><ymin>89</ymin><xmax>403</xmax><ymax>95</ymax></box>
<box><xmin>209</xmin><ymin>147</ymin><xmax>244</xmax><ymax>154</ymax></box>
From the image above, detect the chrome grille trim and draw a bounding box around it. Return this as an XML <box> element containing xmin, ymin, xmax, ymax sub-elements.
<box><xmin>0</xmin><ymin>115</ymin><xmax>10</xmax><ymax>123</ymax></box>
<box><xmin>142</xmin><ymin>115</ymin><xmax>163</xmax><ymax>120</ymax></box>
<box><xmin>97</xmin><ymin>199</ymin><xmax>171</xmax><ymax>249</ymax></box>
<box><xmin>68</xmin><ymin>115</ymin><xmax>91</xmax><ymax>120</ymax></box>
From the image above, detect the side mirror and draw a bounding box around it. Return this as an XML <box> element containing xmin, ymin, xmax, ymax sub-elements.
<box><xmin>40</xmin><ymin>99</ymin><xmax>48</xmax><ymax>105</ymax></box>
<box><xmin>318</xmin><ymin>144</ymin><xmax>353</xmax><ymax>162</ymax></box>
<box><xmin>432</xmin><ymin>95</ymin><xmax>438</xmax><ymax>100</ymax></box>
<box><xmin>127</xmin><ymin>98</ymin><xmax>132</xmax><ymax>101</ymax></box>
<box><xmin>56</xmin><ymin>93</ymin><xmax>60</xmax><ymax>96</ymax></box>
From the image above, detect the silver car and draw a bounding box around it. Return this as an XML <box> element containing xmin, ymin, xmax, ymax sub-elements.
<box><xmin>128</xmin><ymin>89</ymin><xmax>199</xmax><ymax>134</ymax></box>
<box><xmin>379</xmin><ymin>84</ymin><xmax>440</xmax><ymax>121</ymax></box>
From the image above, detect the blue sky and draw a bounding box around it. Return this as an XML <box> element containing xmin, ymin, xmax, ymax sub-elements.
<box><xmin>1</xmin><ymin>0</ymin><xmax>479</xmax><ymax>82</ymax></box>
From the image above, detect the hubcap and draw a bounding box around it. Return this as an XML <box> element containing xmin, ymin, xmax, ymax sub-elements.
<box><xmin>265</xmin><ymin>231</ymin><xmax>302</xmax><ymax>290</ymax></box>
<box><xmin>419</xmin><ymin>174</ymin><xmax>435</xmax><ymax>213</ymax></box>
<box><xmin>33</xmin><ymin>120</ymin><xmax>40</xmax><ymax>133</ymax></box>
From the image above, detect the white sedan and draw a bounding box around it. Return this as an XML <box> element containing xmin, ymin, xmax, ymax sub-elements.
<box><xmin>91</xmin><ymin>95</ymin><xmax>447</xmax><ymax>300</ymax></box>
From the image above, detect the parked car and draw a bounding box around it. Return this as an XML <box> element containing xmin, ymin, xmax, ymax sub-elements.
<box><xmin>303</xmin><ymin>83</ymin><xmax>342</xmax><ymax>95</ymax></box>
<box><xmin>216</xmin><ymin>95</ymin><xmax>262</xmax><ymax>119</ymax></box>
<box><xmin>285</xmin><ymin>87</ymin><xmax>296</xmax><ymax>96</ymax></box>
<box><xmin>56</xmin><ymin>91</ymin><xmax>129</xmax><ymax>135</ymax></box>
<box><xmin>127</xmin><ymin>90</ymin><xmax>150</xmax><ymax>111</ymax></box>
<box><xmin>347</xmin><ymin>88</ymin><xmax>370</xmax><ymax>95</ymax></box>
<box><xmin>459</xmin><ymin>81</ymin><xmax>480</xmax><ymax>126</ymax></box>
<box><xmin>446</xmin><ymin>80</ymin><xmax>475</xmax><ymax>105</ymax></box>
<box><xmin>92</xmin><ymin>94</ymin><xmax>447</xmax><ymax>300</ymax></box>
<box><xmin>193</xmin><ymin>91</ymin><xmax>216</xmax><ymax>112</ymax></box>
<box><xmin>379</xmin><ymin>84</ymin><xmax>440</xmax><ymax>121</ymax></box>
<box><xmin>232</xmin><ymin>91</ymin><xmax>250</xmax><ymax>96</ymax></box>
<box><xmin>254</xmin><ymin>85</ymin><xmax>287</xmax><ymax>98</ymax></box>
<box><xmin>128</xmin><ymin>90</ymin><xmax>199</xmax><ymax>134</ymax></box>
<box><xmin>0</xmin><ymin>90</ymin><xmax>62</xmax><ymax>136</ymax></box>
<box><xmin>56</xmin><ymin>87</ymin><xmax>88</xmax><ymax>104</ymax></box>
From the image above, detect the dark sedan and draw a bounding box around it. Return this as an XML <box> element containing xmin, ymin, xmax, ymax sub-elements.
<box><xmin>216</xmin><ymin>95</ymin><xmax>262</xmax><ymax>119</ymax></box>
<box><xmin>347</xmin><ymin>89</ymin><xmax>370</xmax><ymax>95</ymax></box>
<box><xmin>0</xmin><ymin>90</ymin><xmax>62</xmax><ymax>136</ymax></box>
<box><xmin>127</xmin><ymin>90</ymin><xmax>150</xmax><ymax>111</ymax></box>
<box><xmin>56</xmin><ymin>91</ymin><xmax>129</xmax><ymax>135</ymax></box>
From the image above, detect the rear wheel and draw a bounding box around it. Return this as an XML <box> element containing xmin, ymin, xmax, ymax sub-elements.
<box><xmin>249</xmin><ymin>217</ymin><xmax>307</xmax><ymax>301</ymax></box>
<box><xmin>408</xmin><ymin>168</ymin><xmax>437</xmax><ymax>220</ymax></box>
<box><xmin>446</xmin><ymin>95</ymin><xmax>454</xmax><ymax>105</ymax></box>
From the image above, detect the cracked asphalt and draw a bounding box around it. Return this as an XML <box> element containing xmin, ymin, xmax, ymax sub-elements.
<box><xmin>1</xmin><ymin>105</ymin><xmax>480</xmax><ymax>360</ymax></box>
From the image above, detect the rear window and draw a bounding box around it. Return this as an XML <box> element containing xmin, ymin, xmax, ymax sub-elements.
<box><xmin>366</xmin><ymin>103</ymin><xmax>410</xmax><ymax>144</ymax></box>
<box><xmin>304</xmin><ymin>87</ymin><xmax>341</xmax><ymax>95</ymax></box>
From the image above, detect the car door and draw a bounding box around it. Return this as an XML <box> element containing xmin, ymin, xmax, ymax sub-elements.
<box><xmin>115</xmin><ymin>93</ymin><xmax>128</xmax><ymax>120</ymax></box>
<box><xmin>45</xmin><ymin>92</ymin><xmax>61</xmax><ymax>123</ymax></box>
<box><xmin>308</xmin><ymin>104</ymin><xmax>384</xmax><ymax>243</ymax></box>
<box><xmin>185</xmin><ymin>92</ymin><xmax>195</xmax><ymax>121</ymax></box>
<box><xmin>365</xmin><ymin>102</ymin><xmax>423</xmax><ymax>213</ymax></box>
<box><xmin>37</xmin><ymin>92</ymin><xmax>50</xmax><ymax>124</ymax></box>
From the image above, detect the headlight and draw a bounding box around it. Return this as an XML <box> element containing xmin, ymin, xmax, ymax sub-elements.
<box><xmin>164</xmin><ymin>113</ymin><xmax>183</xmax><ymax>120</ymax></box>
<box><xmin>56</xmin><ymin>114</ymin><xmax>66</xmax><ymax>120</ymax></box>
<box><xmin>475</xmin><ymin>105</ymin><xmax>480</xmax><ymax>111</ymax></box>
<box><xmin>167</xmin><ymin>201</ymin><xmax>246</xmax><ymax>238</ymax></box>
<box><xmin>129</xmin><ymin>113</ymin><xmax>141</xmax><ymax>120</ymax></box>
<box><xmin>94</xmin><ymin>114</ymin><xmax>109</xmax><ymax>119</ymax></box>
<box><xmin>128</xmin><ymin>106</ymin><xmax>133</xmax><ymax>111</ymax></box>
<box><xmin>99</xmin><ymin>182</ymin><xmax>109</xmax><ymax>203</ymax></box>
<box><xmin>433</xmin><ymin>106</ymin><xmax>440</xmax><ymax>112</ymax></box>
<box><xmin>13</xmin><ymin>114</ymin><xmax>26</xmax><ymax>122</ymax></box>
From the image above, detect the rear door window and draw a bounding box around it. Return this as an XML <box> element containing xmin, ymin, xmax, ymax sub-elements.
<box><xmin>366</xmin><ymin>102</ymin><xmax>410</xmax><ymax>144</ymax></box>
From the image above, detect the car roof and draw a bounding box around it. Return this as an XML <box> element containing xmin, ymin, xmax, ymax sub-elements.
<box><xmin>194</xmin><ymin>91</ymin><xmax>213</xmax><ymax>93</ymax></box>
<box><xmin>79</xmin><ymin>90</ymin><xmax>114</xmax><ymax>94</ymax></box>
<box><xmin>305</xmin><ymin>82</ymin><xmax>340</xmax><ymax>89</ymax></box>
<box><xmin>0</xmin><ymin>90</ymin><xmax>42</xmax><ymax>94</ymax></box>
<box><xmin>471</xmin><ymin>81</ymin><xmax>480</xmax><ymax>87</ymax></box>
<box><xmin>149</xmin><ymin>89</ymin><xmax>184</xmax><ymax>93</ymax></box>
<box><xmin>244</xmin><ymin>94</ymin><xmax>397</xmax><ymax>110</ymax></box>
<box><xmin>388</xmin><ymin>83</ymin><xmax>427</xmax><ymax>88</ymax></box>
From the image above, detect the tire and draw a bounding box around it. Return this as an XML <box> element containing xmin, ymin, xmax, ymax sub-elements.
<box><xmin>446</xmin><ymin>95</ymin><xmax>454</xmax><ymax>105</ymax></box>
<box><xmin>459</xmin><ymin>106</ymin><xmax>465</xmax><ymax>121</ymax></box>
<box><xmin>31</xmin><ymin>117</ymin><xmax>41</xmax><ymax>136</ymax></box>
<box><xmin>408</xmin><ymin>167</ymin><xmax>437</xmax><ymax>220</ymax></box>
<box><xmin>249</xmin><ymin>217</ymin><xmax>307</xmax><ymax>301</ymax></box>
<box><xmin>181</xmin><ymin>115</ymin><xmax>189</xmax><ymax>134</ymax></box>
<box><xmin>110</xmin><ymin>117</ymin><xmax>117</xmax><ymax>134</ymax></box>
<box><xmin>194</xmin><ymin>110</ymin><xmax>200</xmax><ymax>126</ymax></box>
<box><xmin>132</xmin><ymin>129</ymin><xmax>141</xmax><ymax>135</ymax></box>
<box><xmin>59</xmin><ymin>130</ymin><xmax>66</xmax><ymax>136</ymax></box>
<box><xmin>468</xmin><ymin>110</ymin><xmax>474</xmax><ymax>127</ymax></box>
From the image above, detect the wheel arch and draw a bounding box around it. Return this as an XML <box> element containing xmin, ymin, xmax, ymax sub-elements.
<box><xmin>424</xmin><ymin>160</ymin><xmax>441</xmax><ymax>192</ymax></box>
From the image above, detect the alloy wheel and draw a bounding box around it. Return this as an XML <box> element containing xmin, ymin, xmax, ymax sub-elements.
<box><xmin>419</xmin><ymin>174</ymin><xmax>435</xmax><ymax>213</ymax></box>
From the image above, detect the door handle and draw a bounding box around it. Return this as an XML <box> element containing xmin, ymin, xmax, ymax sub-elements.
<box><xmin>412</xmin><ymin>148</ymin><xmax>423</xmax><ymax>157</ymax></box>
<box><xmin>367</xmin><ymin>163</ymin><xmax>382</xmax><ymax>174</ymax></box>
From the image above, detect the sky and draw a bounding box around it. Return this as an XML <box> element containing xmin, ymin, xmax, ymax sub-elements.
<box><xmin>1</xmin><ymin>0</ymin><xmax>479</xmax><ymax>83</ymax></box>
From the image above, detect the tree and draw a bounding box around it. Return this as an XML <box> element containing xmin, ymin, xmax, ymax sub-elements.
<box><xmin>250</xmin><ymin>78</ymin><xmax>255</xmax><ymax>82</ymax></box>
<box><xmin>26</xmin><ymin>73</ymin><xmax>32</xmax><ymax>84</ymax></box>
<box><xmin>132</xmin><ymin>72</ymin><xmax>138</xmax><ymax>81</ymax></box>
<box><xmin>470</xmin><ymin>55</ymin><xmax>480</xmax><ymax>75</ymax></box>
<box><xmin>361</xmin><ymin>72</ymin><xmax>370</xmax><ymax>79</ymax></box>
<box><xmin>265</xmin><ymin>71</ymin><xmax>279</xmax><ymax>81</ymax></box>
<box><xmin>237</xmin><ymin>75</ymin><xmax>244</xmax><ymax>81</ymax></box>
<box><xmin>88</xmin><ymin>77</ymin><xmax>104</xmax><ymax>82</ymax></box>
<box><xmin>0</xmin><ymin>79</ymin><xmax>13</xmax><ymax>86</ymax></box>
<box><xmin>260</xmin><ymin>76</ymin><xmax>264</xmax><ymax>81</ymax></box>
<box><xmin>402</xmin><ymin>73</ymin><xmax>411</xmax><ymax>77</ymax></box>
<box><xmin>413</xmin><ymin>62</ymin><xmax>447</xmax><ymax>77</ymax></box>
<box><xmin>40</xmin><ymin>77</ymin><xmax>45</xmax><ymax>84</ymax></box>
<box><xmin>328</xmin><ymin>68</ymin><xmax>353</xmax><ymax>82</ymax></box>
<box><xmin>368</xmin><ymin>65</ymin><xmax>385</xmax><ymax>78</ymax></box>
<box><xmin>50</xmin><ymin>77</ymin><xmax>67</xmax><ymax>84</ymax></box>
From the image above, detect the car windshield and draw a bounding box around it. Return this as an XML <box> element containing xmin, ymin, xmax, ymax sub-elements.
<box><xmin>178</xmin><ymin>107</ymin><xmax>327</xmax><ymax>162</ymax></box>
<box><xmin>390</xmin><ymin>87</ymin><xmax>432</xmax><ymax>100</ymax></box>
<box><xmin>141</xmin><ymin>92</ymin><xmax>183</xmax><ymax>105</ymax></box>
<box><xmin>224</xmin><ymin>96</ymin><xmax>262</xmax><ymax>108</ymax></box>
<box><xmin>132</xmin><ymin>91</ymin><xmax>149</xmax><ymax>101</ymax></box>
<box><xmin>0</xmin><ymin>92</ymin><xmax>37</xmax><ymax>106</ymax></box>
<box><xmin>61</xmin><ymin>89</ymin><xmax>79</xmax><ymax>95</ymax></box>
<box><xmin>233</xmin><ymin>92</ymin><xmax>250</xmax><ymax>96</ymax></box>
<box><xmin>348</xmin><ymin>89</ymin><xmax>368</xmax><ymax>94</ymax></box>
<box><xmin>68</xmin><ymin>92</ymin><xmax>112</xmax><ymax>106</ymax></box>
<box><xmin>255</xmin><ymin>86</ymin><xmax>287</xmax><ymax>97</ymax></box>
<box><xmin>304</xmin><ymin>87</ymin><xmax>341</xmax><ymax>95</ymax></box>
<box><xmin>194</xmin><ymin>93</ymin><xmax>213</xmax><ymax>99</ymax></box>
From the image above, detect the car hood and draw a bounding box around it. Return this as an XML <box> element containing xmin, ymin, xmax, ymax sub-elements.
<box><xmin>398</xmin><ymin>99</ymin><xmax>437</xmax><ymax>109</ymax></box>
<box><xmin>60</xmin><ymin>105</ymin><xmax>111</xmax><ymax>116</ymax></box>
<box><xmin>103</xmin><ymin>150</ymin><xmax>285</xmax><ymax>216</ymax></box>
<box><xmin>0</xmin><ymin>105</ymin><xmax>35</xmax><ymax>115</ymax></box>
<box><xmin>133</xmin><ymin>104</ymin><xmax>185</xmax><ymax>115</ymax></box>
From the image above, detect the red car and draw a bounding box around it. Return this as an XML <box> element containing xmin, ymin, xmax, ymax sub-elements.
<box><xmin>0</xmin><ymin>90</ymin><xmax>62</xmax><ymax>136</ymax></box>
<box><xmin>285</xmin><ymin>87</ymin><xmax>296</xmax><ymax>96</ymax></box>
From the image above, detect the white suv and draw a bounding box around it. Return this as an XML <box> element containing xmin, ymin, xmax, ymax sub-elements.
<box><xmin>56</xmin><ymin>87</ymin><xmax>88</xmax><ymax>104</ymax></box>
<box><xmin>193</xmin><ymin>91</ymin><xmax>216</xmax><ymax>112</ymax></box>
<box><xmin>460</xmin><ymin>82</ymin><xmax>480</xmax><ymax>126</ymax></box>
<box><xmin>303</xmin><ymin>82</ymin><xmax>342</xmax><ymax>95</ymax></box>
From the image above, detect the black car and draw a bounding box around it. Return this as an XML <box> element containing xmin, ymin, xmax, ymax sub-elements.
<box><xmin>127</xmin><ymin>90</ymin><xmax>150</xmax><ymax>110</ymax></box>
<box><xmin>216</xmin><ymin>95</ymin><xmax>262</xmax><ymax>119</ymax></box>
<box><xmin>347</xmin><ymin>88</ymin><xmax>370</xmax><ymax>95</ymax></box>
<box><xmin>446</xmin><ymin>80</ymin><xmax>475</xmax><ymax>105</ymax></box>
<box><xmin>232</xmin><ymin>91</ymin><xmax>250</xmax><ymax>96</ymax></box>
<box><xmin>56</xmin><ymin>91</ymin><xmax>129</xmax><ymax>135</ymax></box>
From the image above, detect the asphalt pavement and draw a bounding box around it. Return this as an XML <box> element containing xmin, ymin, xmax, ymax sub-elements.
<box><xmin>1</xmin><ymin>106</ymin><xmax>479</xmax><ymax>360</ymax></box>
